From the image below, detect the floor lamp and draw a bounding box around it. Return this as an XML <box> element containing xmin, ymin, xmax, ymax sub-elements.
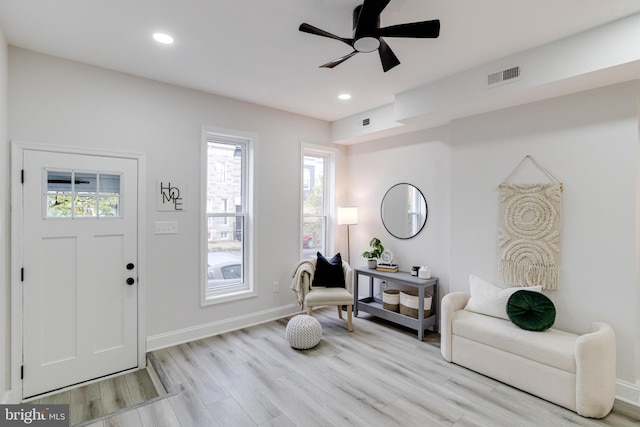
<box><xmin>338</xmin><ymin>206</ymin><xmax>358</xmax><ymax>265</ymax></box>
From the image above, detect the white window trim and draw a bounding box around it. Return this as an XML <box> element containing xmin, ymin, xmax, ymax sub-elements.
<box><xmin>300</xmin><ymin>143</ymin><xmax>336</xmax><ymax>259</ymax></box>
<box><xmin>201</xmin><ymin>126</ymin><xmax>258</xmax><ymax>306</ymax></box>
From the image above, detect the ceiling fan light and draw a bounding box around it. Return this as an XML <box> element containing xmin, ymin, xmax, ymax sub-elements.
<box><xmin>354</xmin><ymin>37</ymin><xmax>380</xmax><ymax>52</ymax></box>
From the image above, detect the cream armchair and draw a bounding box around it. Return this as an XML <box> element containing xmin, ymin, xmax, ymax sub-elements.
<box><xmin>291</xmin><ymin>258</ymin><xmax>354</xmax><ymax>331</ymax></box>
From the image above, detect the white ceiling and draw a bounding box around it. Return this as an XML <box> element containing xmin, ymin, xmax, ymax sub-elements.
<box><xmin>2</xmin><ymin>0</ymin><xmax>640</xmax><ymax>122</ymax></box>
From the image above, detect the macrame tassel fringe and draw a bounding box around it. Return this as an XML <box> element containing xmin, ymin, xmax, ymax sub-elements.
<box><xmin>499</xmin><ymin>260</ymin><xmax>559</xmax><ymax>291</ymax></box>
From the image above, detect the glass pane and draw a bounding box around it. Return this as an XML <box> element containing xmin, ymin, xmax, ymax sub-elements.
<box><xmin>47</xmin><ymin>194</ymin><xmax>72</xmax><ymax>218</ymax></box>
<box><xmin>99</xmin><ymin>195</ymin><xmax>120</xmax><ymax>217</ymax></box>
<box><xmin>98</xmin><ymin>173</ymin><xmax>121</xmax><ymax>217</ymax></box>
<box><xmin>303</xmin><ymin>155</ymin><xmax>324</xmax><ymax>215</ymax></box>
<box><xmin>302</xmin><ymin>216</ymin><xmax>325</xmax><ymax>258</ymax></box>
<box><xmin>207</xmin><ymin>215</ymin><xmax>243</xmax><ymax>290</ymax></box>
<box><xmin>207</xmin><ymin>142</ymin><xmax>243</xmax><ymax>214</ymax></box>
<box><xmin>46</xmin><ymin>171</ymin><xmax>73</xmax><ymax>217</ymax></box>
<box><xmin>74</xmin><ymin>173</ymin><xmax>97</xmax><ymax>192</ymax></box>
<box><xmin>74</xmin><ymin>195</ymin><xmax>97</xmax><ymax>217</ymax></box>
<box><xmin>47</xmin><ymin>171</ymin><xmax>72</xmax><ymax>192</ymax></box>
<box><xmin>74</xmin><ymin>172</ymin><xmax>97</xmax><ymax>217</ymax></box>
<box><xmin>99</xmin><ymin>174</ymin><xmax>121</xmax><ymax>193</ymax></box>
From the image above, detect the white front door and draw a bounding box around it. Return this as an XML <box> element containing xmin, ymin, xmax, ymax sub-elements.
<box><xmin>21</xmin><ymin>149</ymin><xmax>138</xmax><ymax>398</ymax></box>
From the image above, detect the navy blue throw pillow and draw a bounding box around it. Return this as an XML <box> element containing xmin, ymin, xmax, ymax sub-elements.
<box><xmin>312</xmin><ymin>252</ymin><xmax>345</xmax><ymax>288</ymax></box>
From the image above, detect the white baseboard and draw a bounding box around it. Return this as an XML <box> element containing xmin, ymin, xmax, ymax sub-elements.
<box><xmin>146</xmin><ymin>303</ymin><xmax>300</xmax><ymax>352</ymax></box>
<box><xmin>616</xmin><ymin>379</ymin><xmax>640</xmax><ymax>406</ymax></box>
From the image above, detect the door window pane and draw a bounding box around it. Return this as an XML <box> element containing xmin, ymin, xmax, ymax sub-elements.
<box><xmin>45</xmin><ymin>170</ymin><xmax>122</xmax><ymax>219</ymax></box>
<box><xmin>99</xmin><ymin>174</ymin><xmax>121</xmax><ymax>217</ymax></box>
<box><xmin>100</xmin><ymin>174</ymin><xmax>121</xmax><ymax>193</ymax></box>
<box><xmin>73</xmin><ymin>173</ymin><xmax>97</xmax><ymax>217</ymax></box>
<box><xmin>47</xmin><ymin>194</ymin><xmax>72</xmax><ymax>218</ymax></box>
<box><xmin>47</xmin><ymin>171</ymin><xmax>73</xmax><ymax>218</ymax></box>
<box><xmin>74</xmin><ymin>173</ymin><xmax>97</xmax><ymax>192</ymax></box>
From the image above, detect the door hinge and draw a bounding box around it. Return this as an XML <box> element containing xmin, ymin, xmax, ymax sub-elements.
<box><xmin>21</xmin><ymin>268</ymin><xmax>24</xmax><ymax>282</ymax></box>
<box><xmin>21</xmin><ymin>365</ymin><xmax>24</xmax><ymax>380</ymax></box>
<box><xmin>21</xmin><ymin>169</ymin><xmax>24</xmax><ymax>184</ymax></box>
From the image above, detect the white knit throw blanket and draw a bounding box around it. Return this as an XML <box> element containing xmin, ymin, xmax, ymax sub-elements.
<box><xmin>498</xmin><ymin>182</ymin><xmax>562</xmax><ymax>290</ymax></box>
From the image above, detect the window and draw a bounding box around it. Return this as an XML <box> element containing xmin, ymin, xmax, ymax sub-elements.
<box><xmin>222</xmin><ymin>199</ymin><xmax>229</xmax><ymax>225</ymax></box>
<box><xmin>45</xmin><ymin>170</ymin><xmax>122</xmax><ymax>218</ymax></box>
<box><xmin>202</xmin><ymin>128</ymin><xmax>256</xmax><ymax>304</ymax></box>
<box><xmin>214</xmin><ymin>161</ymin><xmax>226</xmax><ymax>183</ymax></box>
<box><xmin>301</xmin><ymin>145</ymin><xmax>336</xmax><ymax>259</ymax></box>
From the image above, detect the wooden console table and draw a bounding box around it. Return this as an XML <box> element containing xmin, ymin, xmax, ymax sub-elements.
<box><xmin>353</xmin><ymin>267</ymin><xmax>438</xmax><ymax>341</ymax></box>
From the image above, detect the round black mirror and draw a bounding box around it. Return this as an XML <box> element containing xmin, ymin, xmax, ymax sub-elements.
<box><xmin>381</xmin><ymin>183</ymin><xmax>428</xmax><ymax>239</ymax></box>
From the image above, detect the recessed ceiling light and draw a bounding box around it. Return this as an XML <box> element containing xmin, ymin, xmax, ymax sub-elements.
<box><xmin>338</xmin><ymin>93</ymin><xmax>351</xmax><ymax>100</ymax></box>
<box><xmin>153</xmin><ymin>33</ymin><xmax>174</xmax><ymax>44</ymax></box>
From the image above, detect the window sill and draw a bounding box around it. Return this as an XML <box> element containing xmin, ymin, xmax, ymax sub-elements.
<box><xmin>201</xmin><ymin>287</ymin><xmax>257</xmax><ymax>306</ymax></box>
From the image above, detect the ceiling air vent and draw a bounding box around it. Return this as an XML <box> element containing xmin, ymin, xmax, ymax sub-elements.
<box><xmin>487</xmin><ymin>66</ymin><xmax>521</xmax><ymax>87</ymax></box>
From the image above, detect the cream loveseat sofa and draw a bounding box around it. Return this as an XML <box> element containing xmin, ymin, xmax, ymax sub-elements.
<box><xmin>440</xmin><ymin>281</ymin><xmax>616</xmax><ymax>418</ymax></box>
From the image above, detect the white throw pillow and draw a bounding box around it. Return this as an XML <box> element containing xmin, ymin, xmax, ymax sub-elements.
<box><xmin>464</xmin><ymin>275</ymin><xmax>542</xmax><ymax>320</ymax></box>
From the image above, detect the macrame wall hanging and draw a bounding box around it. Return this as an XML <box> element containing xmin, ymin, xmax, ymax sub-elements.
<box><xmin>498</xmin><ymin>155</ymin><xmax>563</xmax><ymax>290</ymax></box>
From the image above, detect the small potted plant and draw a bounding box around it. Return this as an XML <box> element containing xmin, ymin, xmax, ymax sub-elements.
<box><xmin>362</xmin><ymin>237</ymin><xmax>384</xmax><ymax>269</ymax></box>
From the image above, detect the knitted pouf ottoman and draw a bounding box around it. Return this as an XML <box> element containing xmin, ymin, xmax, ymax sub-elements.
<box><xmin>286</xmin><ymin>315</ymin><xmax>322</xmax><ymax>349</ymax></box>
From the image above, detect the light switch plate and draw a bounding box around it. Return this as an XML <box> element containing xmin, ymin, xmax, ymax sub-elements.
<box><xmin>155</xmin><ymin>221</ymin><xmax>178</xmax><ymax>235</ymax></box>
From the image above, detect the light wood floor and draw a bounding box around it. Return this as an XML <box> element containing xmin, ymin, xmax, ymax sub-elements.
<box><xmin>32</xmin><ymin>367</ymin><xmax>162</xmax><ymax>426</ymax></box>
<box><xmin>74</xmin><ymin>308</ymin><xmax>637</xmax><ymax>426</ymax></box>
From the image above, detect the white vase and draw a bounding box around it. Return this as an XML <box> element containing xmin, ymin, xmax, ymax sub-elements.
<box><xmin>367</xmin><ymin>259</ymin><xmax>377</xmax><ymax>269</ymax></box>
<box><xmin>418</xmin><ymin>266</ymin><xmax>431</xmax><ymax>279</ymax></box>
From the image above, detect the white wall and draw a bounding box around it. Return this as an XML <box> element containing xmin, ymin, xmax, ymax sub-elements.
<box><xmin>450</xmin><ymin>82</ymin><xmax>639</xmax><ymax>390</ymax></box>
<box><xmin>347</xmin><ymin>127</ymin><xmax>452</xmax><ymax>293</ymax></box>
<box><xmin>0</xmin><ymin>24</ymin><xmax>9</xmax><ymax>401</ymax></box>
<box><xmin>7</xmin><ymin>48</ymin><xmax>337</xmax><ymax>350</ymax></box>
<box><xmin>348</xmin><ymin>81</ymin><xmax>640</xmax><ymax>402</ymax></box>
<box><xmin>7</xmin><ymin>45</ymin><xmax>640</xmax><ymax>404</ymax></box>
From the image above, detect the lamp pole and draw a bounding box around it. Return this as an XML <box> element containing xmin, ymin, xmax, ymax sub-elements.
<box><xmin>337</xmin><ymin>206</ymin><xmax>358</xmax><ymax>265</ymax></box>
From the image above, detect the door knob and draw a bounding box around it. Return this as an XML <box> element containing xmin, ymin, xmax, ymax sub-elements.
<box><xmin>126</xmin><ymin>263</ymin><xmax>135</xmax><ymax>270</ymax></box>
<box><xmin>126</xmin><ymin>277</ymin><xmax>135</xmax><ymax>285</ymax></box>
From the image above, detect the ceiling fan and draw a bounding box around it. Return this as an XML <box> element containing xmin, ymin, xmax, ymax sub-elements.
<box><xmin>299</xmin><ymin>0</ymin><xmax>440</xmax><ymax>72</ymax></box>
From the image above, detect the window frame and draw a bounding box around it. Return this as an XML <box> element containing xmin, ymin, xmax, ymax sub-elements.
<box><xmin>201</xmin><ymin>126</ymin><xmax>257</xmax><ymax>305</ymax></box>
<box><xmin>300</xmin><ymin>143</ymin><xmax>336</xmax><ymax>260</ymax></box>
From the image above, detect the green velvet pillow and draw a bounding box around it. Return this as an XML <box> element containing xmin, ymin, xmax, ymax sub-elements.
<box><xmin>507</xmin><ymin>290</ymin><xmax>556</xmax><ymax>331</ymax></box>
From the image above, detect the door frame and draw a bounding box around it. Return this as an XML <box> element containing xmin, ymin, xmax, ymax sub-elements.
<box><xmin>10</xmin><ymin>140</ymin><xmax>146</xmax><ymax>401</ymax></box>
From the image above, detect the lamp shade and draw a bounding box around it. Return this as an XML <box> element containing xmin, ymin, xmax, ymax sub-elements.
<box><xmin>338</xmin><ymin>206</ymin><xmax>358</xmax><ymax>225</ymax></box>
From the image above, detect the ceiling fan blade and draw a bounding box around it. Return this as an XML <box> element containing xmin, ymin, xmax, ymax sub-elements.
<box><xmin>355</xmin><ymin>0</ymin><xmax>390</xmax><ymax>38</ymax></box>
<box><xmin>378</xmin><ymin>39</ymin><xmax>400</xmax><ymax>72</ymax></box>
<box><xmin>378</xmin><ymin>20</ymin><xmax>441</xmax><ymax>38</ymax></box>
<box><xmin>299</xmin><ymin>23</ymin><xmax>353</xmax><ymax>46</ymax></box>
<box><xmin>320</xmin><ymin>51</ymin><xmax>358</xmax><ymax>69</ymax></box>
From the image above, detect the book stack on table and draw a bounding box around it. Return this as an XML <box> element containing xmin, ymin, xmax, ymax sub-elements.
<box><xmin>376</xmin><ymin>263</ymin><xmax>399</xmax><ymax>273</ymax></box>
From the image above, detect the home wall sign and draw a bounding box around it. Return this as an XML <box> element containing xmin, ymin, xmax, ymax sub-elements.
<box><xmin>157</xmin><ymin>180</ymin><xmax>186</xmax><ymax>212</ymax></box>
